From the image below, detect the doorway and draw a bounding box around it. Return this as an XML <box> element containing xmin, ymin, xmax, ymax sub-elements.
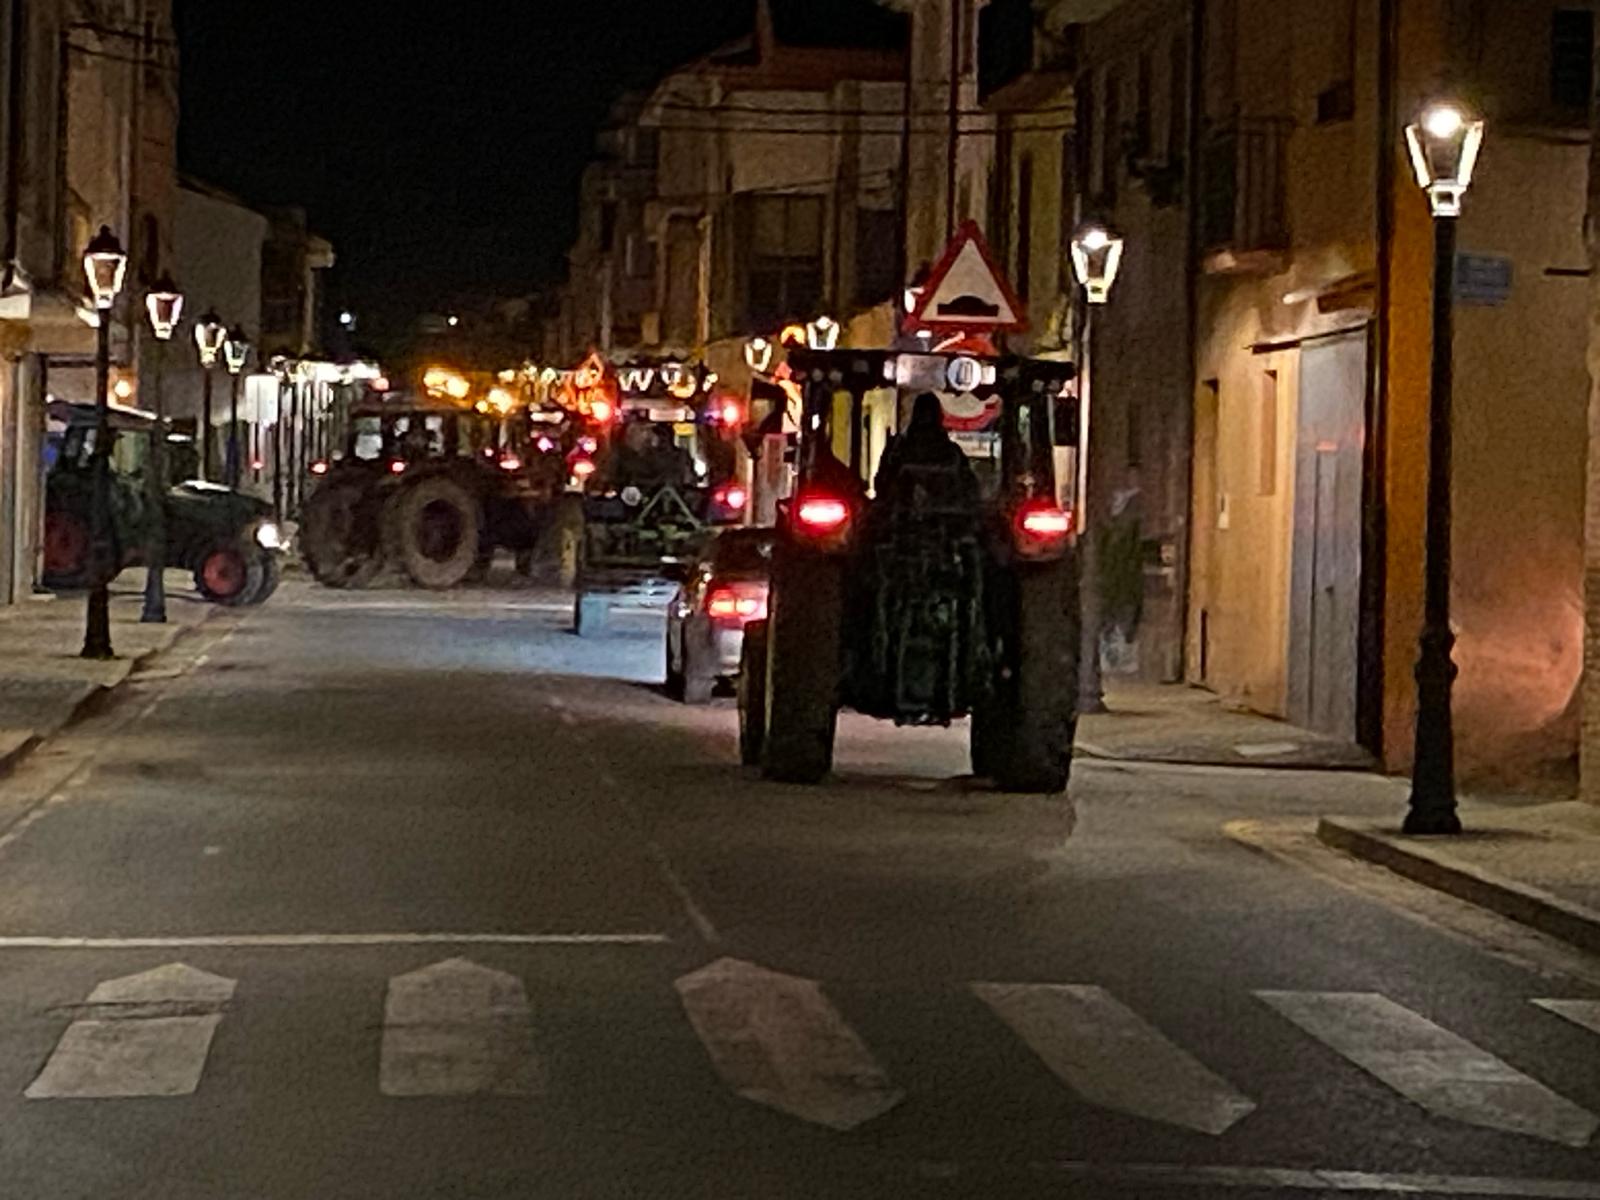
<box><xmin>1286</xmin><ymin>333</ymin><xmax>1366</xmax><ymax>739</ymax></box>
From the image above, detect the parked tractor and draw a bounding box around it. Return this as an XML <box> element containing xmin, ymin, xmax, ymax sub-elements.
<box><xmin>737</xmin><ymin>349</ymin><xmax>1081</xmax><ymax>794</ymax></box>
<box><xmin>43</xmin><ymin>402</ymin><xmax>284</xmax><ymax>606</ymax></box>
<box><xmin>299</xmin><ymin>400</ymin><xmax>584</xmax><ymax>590</ymax></box>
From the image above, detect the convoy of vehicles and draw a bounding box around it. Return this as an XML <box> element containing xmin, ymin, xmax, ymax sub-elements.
<box><xmin>43</xmin><ymin>402</ymin><xmax>284</xmax><ymax>607</ymax></box>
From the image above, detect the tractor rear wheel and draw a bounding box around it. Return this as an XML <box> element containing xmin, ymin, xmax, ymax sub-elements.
<box><xmin>977</xmin><ymin>555</ymin><xmax>1079</xmax><ymax>794</ymax></box>
<box><xmin>194</xmin><ymin>541</ymin><xmax>265</xmax><ymax>607</ymax></box>
<box><xmin>42</xmin><ymin>511</ymin><xmax>92</xmax><ymax>588</ymax></box>
<box><xmin>760</xmin><ymin>545</ymin><xmax>842</xmax><ymax>784</ymax></box>
<box><xmin>301</xmin><ymin>477</ymin><xmax>382</xmax><ymax>589</ymax></box>
<box><xmin>390</xmin><ymin>476</ymin><xmax>483</xmax><ymax>589</ymax></box>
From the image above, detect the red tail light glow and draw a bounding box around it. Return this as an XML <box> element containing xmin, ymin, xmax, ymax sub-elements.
<box><xmin>310</xmin><ymin>460</ymin><xmax>329</xmax><ymax>476</ymax></box>
<box><xmin>714</xmin><ymin>484</ymin><xmax>748</xmax><ymax>511</ymax></box>
<box><xmin>795</xmin><ymin>494</ymin><xmax>849</xmax><ymax>533</ymax></box>
<box><xmin>498</xmin><ymin>455</ymin><xmax>522</xmax><ymax>471</ymax></box>
<box><xmin>388</xmin><ymin>459</ymin><xmax>407</xmax><ymax>475</ymax></box>
<box><xmin>590</xmin><ymin>400</ymin><xmax>613</xmax><ymax>423</ymax></box>
<box><xmin>706</xmin><ymin>585</ymin><xmax>766</xmax><ymax>622</ymax></box>
<box><xmin>718</xmin><ymin>402</ymin><xmax>742</xmax><ymax>426</ymax></box>
<box><xmin>571</xmin><ymin>457</ymin><xmax>596</xmax><ymax>479</ymax></box>
<box><xmin>1019</xmin><ymin>504</ymin><xmax>1072</xmax><ymax>538</ymax></box>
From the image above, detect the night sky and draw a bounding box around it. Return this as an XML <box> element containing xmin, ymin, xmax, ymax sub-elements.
<box><xmin>175</xmin><ymin>1</ymin><xmax>903</xmax><ymax>356</ymax></box>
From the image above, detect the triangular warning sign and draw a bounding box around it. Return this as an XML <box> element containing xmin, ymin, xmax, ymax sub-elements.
<box><xmin>905</xmin><ymin>221</ymin><xmax>1028</xmax><ymax>334</ymax></box>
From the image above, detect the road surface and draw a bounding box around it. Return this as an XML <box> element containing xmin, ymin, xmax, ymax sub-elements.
<box><xmin>0</xmin><ymin>577</ymin><xmax>1594</xmax><ymax>1199</ymax></box>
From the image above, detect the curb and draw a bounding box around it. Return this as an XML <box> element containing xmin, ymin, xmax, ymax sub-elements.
<box><xmin>0</xmin><ymin>614</ymin><xmax>207</xmax><ymax>783</ymax></box>
<box><xmin>1076</xmin><ymin>741</ymin><xmax>1378</xmax><ymax>772</ymax></box>
<box><xmin>1317</xmin><ymin>817</ymin><xmax>1600</xmax><ymax>956</ymax></box>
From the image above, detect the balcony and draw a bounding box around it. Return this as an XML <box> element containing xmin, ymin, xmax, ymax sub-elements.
<box><xmin>1199</xmin><ymin>117</ymin><xmax>1293</xmax><ymax>271</ymax></box>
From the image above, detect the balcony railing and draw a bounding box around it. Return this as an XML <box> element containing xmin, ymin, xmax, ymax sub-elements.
<box><xmin>1199</xmin><ymin>116</ymin><xmax>1293</xmax><ymax>260</ymax></box>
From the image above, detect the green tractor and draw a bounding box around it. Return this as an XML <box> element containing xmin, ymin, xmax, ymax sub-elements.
<box><xmin>43</xmin><ymin>403</ymin><xmax>284</xmax><ymax>606</ymax></box>
<box><xmin>738</xmin><ymin>348</ymin><xmax>1081</xmax><ymax>794</ymax></box>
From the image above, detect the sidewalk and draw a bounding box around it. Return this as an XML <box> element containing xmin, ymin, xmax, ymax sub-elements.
<box><xmin>1079</xmin><ymin>681</ymin><xmax>1375</xmax><ymax>770</ymax></box>
<box><xmin>0</xmin><ymin>574</ymin><xmax>214</xmax><ymax>776</ymax></box>
<box><xmin>1319</xmin><ymin>801</ymin><xmax>1600</xmax><ymax>955</ymax></box>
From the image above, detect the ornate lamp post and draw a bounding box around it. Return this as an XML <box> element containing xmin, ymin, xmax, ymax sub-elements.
<box><xmin>80</xmin><ymin>226</ymin><xmax>128</xmax><ymax>660</ymax></box>
<box><xmin>140</xmin><ymin>274</ymin><xmax>183</xmax><ymax>624</ymax></box>
<box><xmin>1401</xmin><ymin>100</ymin><xmax>1484</xmax><ymax>835</ymax></box>
<box><xmin>222</xmin><ymin>328</ymin><xmax>250</xmax><ymax>487</ymax></box>
<box><xmin>192</xmin><ymin>311</ymin><xmax>226</xmax><ymax>480</ymax></box>
<box><xmin>1068</xmin><ymin>221</ymin><xmax>1125</xmax><ymax>715</ymax></box>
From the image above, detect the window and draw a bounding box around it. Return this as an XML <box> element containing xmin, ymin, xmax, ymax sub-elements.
<box><xmin>854</xmin><ymin>207</ymin><xmax>898</xmax><ymax>307</ymax></box>
<box><xmin>1258</xmin><ymin>370</ymin><xmax>1278</xmax><ymax>495</ymax></box>
<box><xmin>740</xmin><ymin>194</ymin><xmax>824</xmax><ymax>327</ymax></box>
<box><xmin>1552</xmin><ymin>9</ymin><xmax>1593</xmax><ymax>109</ymax></box>
<box><xmin>1168</xmin><ymin>35</ymin><xmax>1189</xmax><ymax>162</ymax></box>
<box><xmin>1015</xmin><ymin>154</ymin><xmax>1033</xmax><ymax>300</ymax></box>
<box><xmin>1101</xmin><ymin>70</ymin><xmax>1121</xmax><ymax>204</ymax></box>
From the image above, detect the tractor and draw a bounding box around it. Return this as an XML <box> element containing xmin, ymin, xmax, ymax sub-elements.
<box><xmin>738</xmin><ymin>348</ymin><xmax>1081</xmax><ymax>794</ymax></box>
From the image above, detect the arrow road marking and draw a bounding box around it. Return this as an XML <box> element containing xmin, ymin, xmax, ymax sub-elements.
<box><xmin>1533</xmin><ymin>999</ymin><xmax>1600</xmax><ymax>1038</ymax></box>
<box><xmin>380</xmin><ymin>958</ymin><xmax>542</xmax><ymax>1097</ymax></box>
<box><xmin>675</xmin><ymin>956</ymin><xmax>903</xmax><ymax>1131</ymax></box>
<box><xmin>27</xmin><ymin>963</ymin><xmax>236</xmax><ymax>1099</ymax></box>
<box><xmin>973</xmin><ymin>982</ymin><xmax>1256</xmax><ymax>1135</ymax></box>
<box><xmin>1259</xmin><ymin>991</ymin><xmax>1598</xmax><ymax>1147</ymax></box>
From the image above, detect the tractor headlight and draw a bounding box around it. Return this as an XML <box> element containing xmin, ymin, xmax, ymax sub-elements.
<box><xmin>254</xmin><ymin>521</ymin><xmax>283</xmax><ymax>550</ymax></box>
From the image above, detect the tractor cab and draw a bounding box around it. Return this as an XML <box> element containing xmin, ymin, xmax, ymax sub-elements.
<box><xmin>739</xmin><ymin>347</ymin><xmax>1082</xmax><ymax>794</ymax></box>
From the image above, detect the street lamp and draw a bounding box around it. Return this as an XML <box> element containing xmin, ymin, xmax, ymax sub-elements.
<box><xmin>80</xmin><ymin>226</ymin><xmax>127</xmax><ymax>660</ymax></box>
<box><xmin>1402</xmin><ymin>101</ymin><xmax>1483</xmax><ymax>836</ymax></box>
<box><xmin>1068</xmin><ymin>221</ymin><xmax>1125</xmax><ymax>714</ymax></box>
<box><xmin>140</xmin><ymin>274</ymin><xmax>183</xmax><ymax>625</ymax></box>
<box><xmin>193</xmin><ymin>311</ymin><xmax>226</xmax><ymax>480</ymax></box>
<box><xmin>222</xmin><ymin>328</ymin><xmax>250</xmax><ymax>488</ymax></box>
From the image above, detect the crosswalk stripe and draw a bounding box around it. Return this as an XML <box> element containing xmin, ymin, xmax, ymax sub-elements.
<box><xmin>379</xmin><ymin>958</ymin><xmax>542</xmax><ymax>1097</ymax></box>
<box><xmin>26</xmin><ymin>963</ymin><xmax>235</xmax><ymax>1099</ymax></box>
<box><xmin>1258</xmin><ymin>991</ymin><xmax>1598</xmax><ymax>1148</ymax></box>
<box><xmin>1533</xmin><ymin>999</ymin><xmax>1600</xmax><ymax>1038</ymax></box>
<box><xmin>973</xmin><ymin>982</ymin><xmax>1256</xmax><ymax>1135</ymax></box>
<box><xmin>675</xmin><ymin>956</ymin><xmax>903</xmax><ymax>1131</ymax></box>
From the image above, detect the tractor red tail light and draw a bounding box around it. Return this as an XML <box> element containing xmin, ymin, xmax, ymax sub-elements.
<box><xmin>1014</xmin><ymin>499</ymin><xmax>1073</xmax><ymax>556</ymax></box>
<box><xmin>714</xmin><ymin>483</ymin><xmax>748</xmax><ymax>512</ymax></box>
<box><xmin>388</xmin><ymin>459</ymin><xmax>407</xmax><ymax>475</ymax></box>
<box><xmin>571</xmin><ymin>457</ymin><xmax>596</xmax><ymax>480</ymax></box>
<box><xmin>706</xmin><ymin>585</ymin><xmax>766</xmax><ymax>622</ymax></box>
<box><xmin>310</xmin><ymin>460</ymin><xmax>329</xmax><ymax>476</ymax></box>
<box><xmin>795</xmin><ymin>494</ymin><xmax>849</xmax><ymax>534</ymax></box>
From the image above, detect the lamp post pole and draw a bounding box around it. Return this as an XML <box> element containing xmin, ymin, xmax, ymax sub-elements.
<box><xmin>140</xmin><ymin>276</ymin><xmax>183</xmax><ymax>624</ymax></box>
<box><xmin>223</xmin><ymin>329</ymin><xmax>249</xmax><ymax>488</ymax></box>
<box><xmin>193</xmin><ymin>311</ymin><xmax>225</xmax><ymax>481</ymax></box>
<box><xmin>1401</xmin><ymin>101</ymin><xmax>1483</xmax><ymax>835</ymax></box>
<box><xmin>80</xmin><ymin>226</ymin><xmax>127</xmax><ymax>661</ymax></box>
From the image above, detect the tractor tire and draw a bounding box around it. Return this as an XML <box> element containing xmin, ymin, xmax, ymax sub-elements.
<box><xmin>194</xmin><ymin>540</ymin><xmax>266</xmax><ymax>607</ymax></box>
<box><xmin>240</xmin><ymin>552</ymin><xmax>282</xmax><ymax>606</ymax></box>
<box><xmin>981</xmin><ymin>555</ymin><xmax>1080</xmax><ymax>794</ymax></box>
<box><xmin>42</xmin><ymin>510</ymin><xmax>92</xmax><ymax>588</ymax></box>
<box><xmin>301</xmin><ymin>477</ymin><xmax>382</xmax><ymax>589</ymax></box>
<box><xmin>760</xmin><ymin>545</ymin><xmax>842</xmax><ymax>784</ymax></box>
<box><xmin>738</xmin><ymin>619</ymin><xmax>769</xmax><ymax>766</ymax></box>
<box><xmin>531</xmin><ymin>497</ymin><xmax>584</xmax><ymax>588</ymax></box>
<box><xmin>390</xmin><ymin>476</ymin><xmax>483</xmax><ymax>590</ymax></box>
<box><xmin>663</xmin><ymin>632</ymin><xmax>685</xmax><ymax>700</ymax></box>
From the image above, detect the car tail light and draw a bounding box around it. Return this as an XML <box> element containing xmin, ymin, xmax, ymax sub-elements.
<box><xmin>1013</xmin><ymin>498</ymin><xmax>1073</xmax><ymax>555</ymax></box>
<box><xmin>706</xmin><ymin>584</ymin><xmax>766</xmax><ymax>622</ymax></box>
<box><xmin>714</xmin><ymin>483</ymin><xmax>747</xmax><ymax>512</ymax></box>
<box><xmin>536</xmin><ymin>436</ymin><xmax>554</xmax><ymax>453</ymax></box>
<box><xmin>571</xmin><ymin>457</ymin><xmax>596</xmax><ymax>480</ymax></box>
<box><xmin>310</xmin><ymin>460</ymin><xmax>329</xmax><ymax>476</ymax></box>
<box><xmin>718</xmin><ymin>401</ymin><xmax>742</xmax><ymax>426</ymax></box>
<box><xmin>388</xmin><ymin>459</ymin><xmax>407</xmax><ymax>475</ymax></box>
<box><xmin>499</xmin><ymin>455</ymin><xmax>522</xmax><ymax>471</ymax></box>
<box><xmin>795</xmin><ymin>493</ymin><xmax>850</xmax><ymax>534</ymax></box>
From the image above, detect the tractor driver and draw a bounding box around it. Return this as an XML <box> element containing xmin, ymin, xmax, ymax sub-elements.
<box><xmin>872</xmin><ymin>392</ymin><xmax>978</xmax><ymax>508</ymax></box>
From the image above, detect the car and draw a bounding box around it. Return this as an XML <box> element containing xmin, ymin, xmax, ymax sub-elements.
<box><xmin>664</xmin><ymin>525</ymin><xmax>774</xmax><ymax>703</ymax></box>
<box><xmin>43</xmin><ymin>402</ymin><xmax>284</xmax><ymax>607</ymax></box>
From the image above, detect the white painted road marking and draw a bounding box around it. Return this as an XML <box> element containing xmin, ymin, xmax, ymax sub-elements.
<box><xmin>1258</xmin><ymin>991</ymin><xmax>1598</xmax><ymax>1147</ymax></box>
<box><xmin>27</xmin><ymin>962</ymin><xmax>235</xmax><ymax>1099</ymax></box>
<box><xmin>1534</xmin><ymin>999</ymin><xmax>1600</xmax><ymax>1038</ymax></box>
<box><xmin>675</xmin><ymin>956</ymin><xmax>902</xmax><ymax>1130</ymax></box>
<box><xmin>0</xmin><ymin>931</ymin><xmax>668</xmax><ymax>950</ymax></box>
<box><xmin>380</xmin><ymin>958</ymin><xmax>542</xmax><ymax>1097</ymax></box>
<box><xmin>973</xmin><ymin>982</ymin><xmax>1256</xmax><ymax>1135</ymax></box>
<box><xmin>1024</xmin><ymin>1161</ymin><xmax>1600</xmax><ymax>1197</ymax></box>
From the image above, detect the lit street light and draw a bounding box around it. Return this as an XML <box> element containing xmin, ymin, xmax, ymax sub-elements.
<box><xmin>193</xmin><ymin>311</ymin><xmax>226</xmax><ymax>480</ymax></box>
<box><xmin>223</xmin><ymin>328</ymin><xmax>250</xmax><ymax>488</ymax></box>
<box><xmin>140</xmin><ymin>274</ymin><xmax>183</xmax><ymax>624</ymax></box>
<box><xmin>1069</xmin><ymin>220</ymin><xmax>1125</xmax><ymax>715</ymax></box>
<box><xmin>1402</xmin><ymin>101</ymin><xmax>1483</xmax><ymax>836</ymax></box>
<box><xmin>80</xmin><ymin>226</ymin><xmax>128</xmax><ymax>660</ymax></box>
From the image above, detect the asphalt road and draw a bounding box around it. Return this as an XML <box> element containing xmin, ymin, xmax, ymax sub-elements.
<box><xmin>0</xmin><ymin>577</ymin><xmax>1596</xmax><ymax>1199</ymax></box>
